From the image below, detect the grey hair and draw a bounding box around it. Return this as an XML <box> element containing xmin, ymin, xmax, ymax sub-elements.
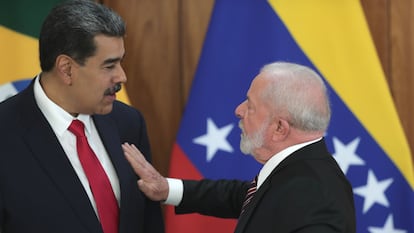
<box><xmin>259</xmin><ymin>62</ymin><xmax>331</xmax><ymax>132</ymax></box>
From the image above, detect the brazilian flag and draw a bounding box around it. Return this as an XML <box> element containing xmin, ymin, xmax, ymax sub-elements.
<box><xmin>0</xmin><ymin>0</ymin><xmax>131</xmax><ymax>104</ymax></box>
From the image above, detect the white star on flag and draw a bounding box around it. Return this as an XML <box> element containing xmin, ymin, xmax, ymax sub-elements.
<box><xmin>332</xmin><ymin>137</ymin><xmax>365</xmax><ymax>174</ymax></box>
<box><xmin>368</xmin><ymin>214</ymin><xmax>407</xmax><ymax>233</ymax></box>
<box><xmin>0</xmin><ymin>82</ymin><xmax>19</xmax><ymax>102</ymax></box>
<box><xmin>353</xmin><ymin>169</ymin><xmax>394</xmax><ymax>214</ymax></box>
<box><xmin>193</xmin><ymin>118</ymin><xmax>234</xmax><ymax>162</ymax></box>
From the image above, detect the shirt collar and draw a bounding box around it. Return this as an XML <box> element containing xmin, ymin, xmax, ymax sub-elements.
<box><xmin>256</xmin><ymin>137</ymin><xmax>322</xmax><ymax>189</ymax></box>
<box><xmin>34</xmin><ymin>74</ymin><xmax>92</xmax><ymax>135</ymax></box>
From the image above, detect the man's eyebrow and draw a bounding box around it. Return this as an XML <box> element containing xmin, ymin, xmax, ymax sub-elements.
<box><xmin>102</xmin><ymin>55</ymin><xmax>125</xmax><ymax>65</ymax></box>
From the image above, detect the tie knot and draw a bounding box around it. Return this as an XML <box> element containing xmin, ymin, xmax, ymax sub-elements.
<box><xmin>69</xmin><ymin>120</ymin><xmax>86</xmax><ymax>138</ymax></box>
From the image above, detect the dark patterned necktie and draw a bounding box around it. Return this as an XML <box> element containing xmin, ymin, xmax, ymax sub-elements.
<box><xmin>69</xmin><ymin>120</ymin><xmax>119</xmax><ymax>233</ymax></box>
<box><xmin>240</xmin><ymin>176</ymin><xmax>258</xmax><ymax>216</ymax></box>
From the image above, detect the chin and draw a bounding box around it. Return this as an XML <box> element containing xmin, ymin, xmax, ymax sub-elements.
<box><xmin>239</xmin><ymin>141</ymin><xmax>252</xmax><ymax>155</ymax></box>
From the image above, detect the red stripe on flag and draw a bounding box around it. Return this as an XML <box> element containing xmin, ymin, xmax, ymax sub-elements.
<box><xmin>168</xmin><ymin>143</ymin><xmax>203</xmax><ymax>179</ymax></box>
<box><xmin>166</xmin><ymin>143</ymin><xmax>237</xmax><ymax>233</ymax></box>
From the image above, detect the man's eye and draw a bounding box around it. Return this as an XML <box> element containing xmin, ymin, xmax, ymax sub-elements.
<box><xmin>105</xmin><ymin>65</ymin><xmax>115</xmax><ymax>69</ymax></box>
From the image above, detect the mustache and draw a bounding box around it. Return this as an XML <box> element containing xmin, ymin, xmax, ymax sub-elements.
<box><xmin>104</xmin><ymin>83</ymin><xmax>122</xmax><ymax>95</ymax></box>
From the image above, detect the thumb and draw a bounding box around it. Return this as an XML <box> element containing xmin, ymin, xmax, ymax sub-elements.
<box><xmin>137</xmin><ymin>179</ymin><xmax>154</xmax><ymax>197</ymax></box>
<box><xmin>137</xmin><ymin>179</ymin><xmax>147</xmax><ymax>192</ymax></box>
<box><xmin>137</xmin><ymin>179</ymin><xmax>167</xmax><ymax>202</ymax></box>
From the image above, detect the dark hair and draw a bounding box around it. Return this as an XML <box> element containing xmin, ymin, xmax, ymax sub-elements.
<box><xmin>39</xmin><ymin>0</ymin><xmax>126</xmax><ymax>72</ymax></box>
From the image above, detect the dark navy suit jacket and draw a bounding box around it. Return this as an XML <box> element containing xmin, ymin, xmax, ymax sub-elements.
<box><xmin>176</xmin><ymin>139</ymin><xmax>356</xmax><ymax>233</ymax></box>
<box><xmin>0</xmin><ymin>79</ymin><xmax>164</xmax><ymax>233</ymax></box>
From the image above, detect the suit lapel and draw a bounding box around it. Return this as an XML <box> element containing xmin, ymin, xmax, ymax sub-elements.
<box><xmin>234</xmin><ymin>178</ymin><xmax>271</xmax><ymax>233</ymax></box>
<box><xmin>234</xmin><ymin>140</ymin><xmax>329</xmax><ymax>233</ymax></box>
<box><xmin>92</xmin><ymin>115</ymin><xmax>125</xmax><ymax>177</ymax></box>
<box><xmin>19</xmin><ymin>83</ymin><xmax>102</xmax><ymax>232</ymax></box>
<box><xmin>93</xmin><ymin>114</ymin><xmax>129</xmax><ymax>196</ymax></box>
<box><xmin>93</xmin><ymin>115</ymin><xmax>132</xmax><ymax>232</ymax></box>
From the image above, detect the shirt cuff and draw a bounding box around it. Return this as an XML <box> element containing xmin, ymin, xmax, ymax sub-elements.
<box><xmin>164</xmin><ymin>178</ymin><xmax>183</xmax><ymax>206</ymax></box>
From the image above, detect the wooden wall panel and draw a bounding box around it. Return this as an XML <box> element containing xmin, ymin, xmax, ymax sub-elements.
<box><xmin>360</xmin><ymin>0</ymin><xmax>390</xmax><ymax>81</ymax></box>
<box><xmin>389</xmin><ymin>0</ymin><xmax>414</xmax><ymax>156</ymax></box>
<box><xmin>103</xmin><ymin>0</ymin><xmax>413</xmax><ymax>175</ymax></box>
<box><xmin>361</xmin><ymin>0</ymin><xmax>414</xmax><ymax>162</ymax></box>
<box><xmin>102</xmin><ymin>0</ymin><xmax>183</xmax><ymax>176</ymax></box>
<box><xmin>180</xmin><ymin>0</ymin><xmax>215</xmax><ymax>103</ymax></box>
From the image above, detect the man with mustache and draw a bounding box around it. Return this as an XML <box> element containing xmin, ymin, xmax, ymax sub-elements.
<box><xmin>0</xmin><ymin>1</ymin><xmax>164</xmax><ymax>233</ymax></box>
<box><xmin>123</xmin><ymin>62</ymin><xmax>356</xmax><ymax>233</ymax></box>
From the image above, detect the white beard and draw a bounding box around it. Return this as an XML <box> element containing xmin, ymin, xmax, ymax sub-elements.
<box><xmin>239</xmin><ymin>120</ymin><xmax>268</xmax><ymax>155</ymax></box>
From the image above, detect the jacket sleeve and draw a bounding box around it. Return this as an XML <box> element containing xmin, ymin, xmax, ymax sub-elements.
<box><xmin>176</xmin><ymin>179</ymin><xmax>250</xmax><ymax>219</ymax></box>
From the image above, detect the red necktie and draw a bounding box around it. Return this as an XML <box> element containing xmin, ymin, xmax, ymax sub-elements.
<box><xmin>240</xmin><ymin>176</ymin><xmax>257</xmax><ymax>216</ymax></box>
<box><xmin>69</xmin><ymin>120</ymin><xmax>119</xmax><ymax>233</ymax></box>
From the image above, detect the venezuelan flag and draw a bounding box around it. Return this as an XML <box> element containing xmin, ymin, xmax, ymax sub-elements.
<box><xmin>0</xmin><ymin>0</ymin><xmax>130</xmax><ymax>104</ymax></box>
<box><xmin>166</xmin><ymin>0</ymin><xmax>414</xmax><ymax>233</ymax></box>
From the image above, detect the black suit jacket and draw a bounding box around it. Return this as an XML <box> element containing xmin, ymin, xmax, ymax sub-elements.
<box><xmin>0</xmin><ymin>79</ymin><xmax>165</xmax><ymax>233</ymax></box>
<box><xmin>176</xmin><ymin>139</ymin><xmax>356</xmax><ymax>233</ymax></box>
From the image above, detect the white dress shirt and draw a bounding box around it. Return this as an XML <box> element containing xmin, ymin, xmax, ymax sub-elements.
<box><xmin>164</xmin><ymin>138</ymin><xmax>322</xmax><ymax>206</ymax></box>
<box><xmin>33</xmin><ymin>75</ymin><xmax>121</xmax><ymax>215</ymax></box>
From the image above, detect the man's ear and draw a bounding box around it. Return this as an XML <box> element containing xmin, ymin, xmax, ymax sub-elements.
<box><xmin>56</xmin><ymin>55</ymin><xmax>73</xmax><ymax>85</ymax></box>
<box><xmin>272</xmin><ymin>118</ymin><xmax>290</xmax><ymax>140</ymax></box>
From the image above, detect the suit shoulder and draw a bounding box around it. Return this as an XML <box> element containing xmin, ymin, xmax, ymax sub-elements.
<box><xmin>105</xmin><ymin>101</ymin><xmax>149</xmax><ymax>136</ymax></box>
<box><xmin>0</xmin><ymin>93</ymin><xmax>24</xmax><ymax>125</ymax></box>
<box><xmin>110</xmin><ymin>101</ymin><xmax>145</xmax><ymax>120</ymax></box>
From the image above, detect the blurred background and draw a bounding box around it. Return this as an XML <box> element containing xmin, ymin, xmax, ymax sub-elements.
<box><xmin>101</xmin><ymin>0</ymin><xmax>414</xmax><ymax>176</ymax></box>
<box><xmin>1</xmin><ymin>0</ymin><xmax>412</xmax><ymax>176</ymax></box>
<box><xmin>1</xmin><ymin>0</ymin><xmax>413</xmax><ymax>232</ymax></box>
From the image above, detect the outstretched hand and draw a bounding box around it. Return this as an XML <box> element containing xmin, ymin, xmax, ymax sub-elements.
<box><xmin>122</xmin><ymin>143</ymin><xmax>169</xmax><ymax>201</ymax></box>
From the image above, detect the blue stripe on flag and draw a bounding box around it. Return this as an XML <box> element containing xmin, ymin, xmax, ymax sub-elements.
<box><xmin>173</xmin><ymin>1</ymin><xmax>413</xmax><ymax>232</ymax></box>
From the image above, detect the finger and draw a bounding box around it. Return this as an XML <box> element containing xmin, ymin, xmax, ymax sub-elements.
<box><xmin>123</xmin><ymin>143</ymin><xmax>168</xmax><ymax>201</ymax></box>
<box><xmin>122</xmin><ymin>143</ymin><xmax>140</xmax><ymax>168</ymax></box>
<box><xmin>128</xmin><ymin>144</ymin><xmax>161</xmax><ymax>176</ymax></box>
<box><xmin>122</xmin><ymin>143</ymin><xmax>150</xmax><ymax>178</ymax></box>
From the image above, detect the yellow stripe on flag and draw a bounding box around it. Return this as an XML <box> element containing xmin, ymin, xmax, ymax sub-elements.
<box><xmin>268</xmin><ymin>0</ymin><xmax>413</xmax><ymax>188</ymax></box>
<box><xmin>0</xmin><ymin>26</ymin><xmax>39</xmax><ymax>82</ymax></box>
<box><xmin>117</xmin><ymin>86</ymin><xmax>130</xmax><ymax>105</ymax></box>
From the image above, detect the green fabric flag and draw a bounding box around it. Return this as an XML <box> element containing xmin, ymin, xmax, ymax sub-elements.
<box><xmin>0</xmin><ymin>0</ymin><xmax>63</xmax><ymax>101</ymax></box>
